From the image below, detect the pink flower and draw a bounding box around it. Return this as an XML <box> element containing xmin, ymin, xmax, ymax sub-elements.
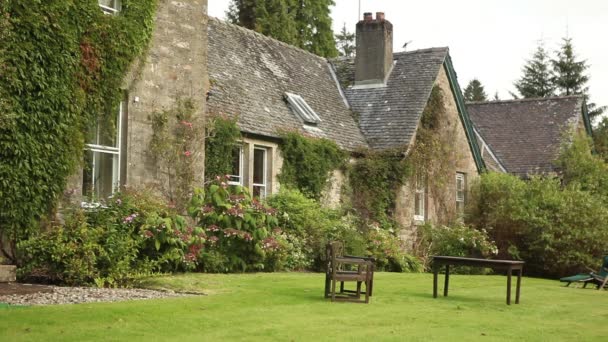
<box><xmin>184</xmin><ymin>150</ymin><xmax>192</xmax><ymax>157</ymax></box>
<box><xmin>181</xmin><ymin>120</ymin><xmax>193</xmax><ymax>129</ymax></box>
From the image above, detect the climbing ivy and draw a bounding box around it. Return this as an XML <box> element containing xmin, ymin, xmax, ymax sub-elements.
<box><xmin>0</xmin><ymin>0</ymin><xmax>158</xmax><ymax>260</ymax></box>
<box><xmin>408</xmin><ymin>85</ymin><xmax>458</xmax><ymax>223</ymax></box>
<box><xmin>349</xmin><ymin>149</ymin><xmax>412</xmax><ymax>227</ymax></box>
<box><xmin>204</xmin><ymin>114</ymin><xmax>242</xmax><ymax>181</ymax></box>
<box><xmin>278</xmin><ymin>132</ymin><xmax>347</xmax><ymax>200</ymax></box>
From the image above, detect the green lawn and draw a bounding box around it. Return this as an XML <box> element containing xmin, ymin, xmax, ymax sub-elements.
<box><xmin>1</xmin><ymin>272</ymin><xmax>607</xmax><ymax>341</ymax></box>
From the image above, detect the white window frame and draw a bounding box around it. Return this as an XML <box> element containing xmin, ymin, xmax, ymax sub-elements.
<box><xmin>228</xmin><ymin>145</ymin><xmax>244</xmax><ymax>186</ymax></box>
<box><xmin>456</xmin><ymin>172</ymin><xmax>466</xmax><ymax>213</ymax></box>
<box><xmin>252</xmin><ymin>146</ymin><xmax>267</xmax><ymax>198</ymax></box>
<box><xmin>414</xmin><ymin>174</ymin><xmax>425</xmax><ymax>222</ymax></box>
<box><xmin>83</xmin><ymin>101</ymin><xmax>123</xmax><ymax>199</ymax></box>
<box><xmin>99</xmin><ymin>0</ymin><xmax>121</xmax><ymax>15</ymax></box>
<box><xmin>285</xmin><ymin>92</ymin><xmax>321</xmax><ymax>125</ymax></box>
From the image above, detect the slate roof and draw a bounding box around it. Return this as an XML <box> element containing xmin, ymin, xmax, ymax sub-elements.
<box><xmin>206</xmin><ymin>18</ymin><xmax>367</xmax><ymax>151</ymax></box>
<box><xmin>467</xmin><ymin>96</ymin><xmax>585</xmax><ymax>177</ymax></box>
<box><xmin>331</xmin><ymin>48</ymin><xmax>449</xmax><ymax>150</ymax></box>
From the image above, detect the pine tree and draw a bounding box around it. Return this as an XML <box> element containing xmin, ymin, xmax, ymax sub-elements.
<box><xmin>463</xmin><ymin>79</ymin><xmax>488</xmax><ymax>102</ymax></box>
<box><xmin>593</xmin><ymin>117</ymin><xmax>608</xmax><ymax>163</ymax></box>
<box><xmin>226</xmin><ymin>0</ymin><xmax>338</xmax><ymax>58</ymax></box>
<box><xmin>493</xmin><ymin>92</ymin><xmax>500</xmax><ymax>101</ymax></box>
<box><xmin>335</xmin><ymin>23</ymin><xmax>355</xmax><ymax>57</ymax></box>
<box><xmin>552</xmin><ymin>38</ymin><xmax>605</xmax><ymax>119</ymax></box>
<box><xmin>514</xmin><ymin>43</ymin><xmax>555</xmax><ymax>98</ymax></box>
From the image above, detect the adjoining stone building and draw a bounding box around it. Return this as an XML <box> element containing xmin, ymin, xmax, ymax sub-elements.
<box><xmin>467</xmin><ymin>96</ymin><xmax>593</xmax><ymax>177</ymax></box>
<box><xmin>207</xmin><ymin>12</ymin><xmax>485</xmax><ymax>244</ymax></box>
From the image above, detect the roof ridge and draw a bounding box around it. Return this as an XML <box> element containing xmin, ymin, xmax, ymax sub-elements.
<box><xmin>467</xmin><ymin>95</ymin><xmax>583</xmax><ymax>106</ymax></box>
<box><xmin>208</xmin><ymin>16</ymin><xmax>328</xmax><ymax>62</ymax></box>
<box><xmin>395</xmin><ymin>47</ymin><xmax>449</xmax><ymax>56</ymax></box>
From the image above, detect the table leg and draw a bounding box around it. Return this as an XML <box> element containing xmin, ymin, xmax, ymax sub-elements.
<box><xmin>433</xmin><ymin>265</ymin><xmax>438</xmax><ymax>298</ymax></box>
<box><xmin>444</xmin><ymin>265</ymin><xmax>450</xmax><ymax>297</ymax></box>
<box><xmin>507</xmin><ymin>267</ymin><xmax>512</xmax><ymax>305</ymax></box>
<box><xmin>516</xmin><ymin>268</ymin><xmax>522</xmax><ymax>304</ymax></box>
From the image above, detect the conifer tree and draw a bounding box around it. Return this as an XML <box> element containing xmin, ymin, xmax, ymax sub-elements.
<box><xmin>226</xmin><ymin>0</ymin><xmax>338</xmax><ymax>57</ymax></box>
<box><xmin>335</xmin><ymin>23</ymin><xmax>355</xmax><ymax>57</ymax></box>
<box><xmin>463</xmin><ymin>79</ymin><xmax>488</xmax><ymax>102</ymax></box>
<box><xmin>514</xmin><ymin>43</ymin><xmax>555</xmax><ymax>98</ymax></box>
<box><xmin>552</xmin><ymin>38</ymin><xmax>605</xmax><ymax>119</ymax></box>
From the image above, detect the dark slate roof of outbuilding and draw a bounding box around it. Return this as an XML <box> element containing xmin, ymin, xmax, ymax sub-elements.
<box><xmin>331</xmin><ymin>48</ymin><xmax>448</xmax><ymax>150</ymax></box>
<box><xmin>467</xmin><ymin>96</ymin><xmax>584</xmax><ymax>177</ymax></box>
<box><xmin>206</xmin><ymin>18</ymin><xmax>367</xmax><ymax>151</ymax></box>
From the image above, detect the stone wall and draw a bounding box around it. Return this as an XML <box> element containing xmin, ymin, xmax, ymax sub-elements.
<box><xmin>124</xmin><ymin>0</ymin><xmax>208</xmax><ymax>189</ymax></box>
<box><xmin>396</xmin><ymin>64</ymin><xmax>480</xmax><ymax>247</ymax></box>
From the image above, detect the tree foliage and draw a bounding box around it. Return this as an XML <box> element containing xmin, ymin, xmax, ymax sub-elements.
<box><xmin>0</xmin><ymin>0</ymin><xmax>158</xmax><ymax>260</ymax></box>
<box><xmin>514</xmin><ymin>43</ymin><xmax>555</xmax><ymax>98</ymax></box>
<box><xmin>552</xmin><ymin>38</ymin><xmax>605</xmax><ymax>119</ymax></box>
<box><xmin>463</xmin><ymin>79</ymin><xmax>488</xmax><ymax>102</ymax></box>
<box><xmin>335</xmin><ymin>23</ymin><xmax>355</xmax><ymax>57</ymax></box>
<box><xmin>227</xmin><ymin>0</ymin><xmax>338</xmax><ymax>57</ymax></box>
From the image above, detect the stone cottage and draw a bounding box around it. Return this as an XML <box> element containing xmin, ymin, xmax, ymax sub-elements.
<box><xmin>467</xmin><ymin>96</ymin><xmax>592</xmax><ymax>177</ymax></box>
<box><xmin>206</xmin><ymin>12</ymin><xmax>485</xmax><ymax>240</ymax></box>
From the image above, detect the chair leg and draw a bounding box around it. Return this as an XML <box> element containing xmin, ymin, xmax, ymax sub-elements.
<box><xmin>356</xmin><ymin>282</ymin><xmax>362</xmax><ymax>299</ymax></box>
<box><xmin>324</xmin><ymin>273</ymin><xmax>330</xmax><ymax>298</ymax></box>
<box><xmin>340</xmin><ymin>281</ymin><xmax>344</xmax><ymax>294</ymax></box>
<box><xmin>331</xmin><ymin>278</ymin><xmax>337</xmax><ymax>302</ymax></box>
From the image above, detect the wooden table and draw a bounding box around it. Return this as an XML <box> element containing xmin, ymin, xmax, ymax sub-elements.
<box><xmin>432</xmin><ymin>256</ymin><xmax>524</xmax><ymax>305</ymax></box>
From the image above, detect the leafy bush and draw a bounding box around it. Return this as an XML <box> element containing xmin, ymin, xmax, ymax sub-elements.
<box><xmin>415</xmin><ymin>223</ymin><xmax>497</xmax><ymax>273</ymax></box>
<box><xmin>467</xmin><ymin>134</ymin><xmax>608</xmax><ymax>277</ymax></box>
<box><xmin>188</xmin><ymin>177</ymin><xmax>282</xmax><ymax>272</ymax></box>
<box><xmin>18</xmin><ymin>189</ymin><xmax>204</xmax><ymax>287</ymax></box>
<box><xmin>266</xmin><ymin>188</ymin><xmax>366</xmax><ymax>271</ymax></box>
<box><xmin>366</xmin><ymin>224</ymin><xmax>422</xmax><ymax>272</ymax></box>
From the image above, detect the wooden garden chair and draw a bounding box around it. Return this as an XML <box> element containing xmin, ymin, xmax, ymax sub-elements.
<box><xmin>324</xmin><ymin>241</ymin><xmax>374</xmax><ymax>303</ymax></box>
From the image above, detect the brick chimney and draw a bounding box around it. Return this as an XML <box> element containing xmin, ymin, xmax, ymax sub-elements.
<box><xmin>355</xmin><ymin>12</ymin><xmax>393</xmax><ymax>86</ymax></box>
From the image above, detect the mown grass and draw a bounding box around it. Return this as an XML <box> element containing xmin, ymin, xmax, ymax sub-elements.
<box><xmin>1</xmin><ymin>272</ymin><xmax>607</xmax><ymax>341</ymax></box>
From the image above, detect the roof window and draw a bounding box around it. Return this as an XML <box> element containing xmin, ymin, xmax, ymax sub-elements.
<box><xmin>99</xmin><ymin>0</ymin><xmax>122</xmax><ymax>15</ymax></box>
<box><xmin>284</xmin><ymin>92</ymin><xmax>321</xmax><ymax>126</ymax></box>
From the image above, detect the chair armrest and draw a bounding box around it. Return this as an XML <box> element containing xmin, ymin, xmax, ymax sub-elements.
<box><xmin>335</xmin><ymin>257</ymin><xmax>372</xmax><ymax>266</ymax></box>
<box><xmin>344</xmin><ymin>255</ymin><xmax>376</xmax><ymax>262</ymax></box>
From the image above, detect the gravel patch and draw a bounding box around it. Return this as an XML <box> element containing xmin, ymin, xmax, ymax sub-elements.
<box><xmin>0</xmin><ymin>285</ymin><xmax>196</xmax><ymax>306</ymax></box>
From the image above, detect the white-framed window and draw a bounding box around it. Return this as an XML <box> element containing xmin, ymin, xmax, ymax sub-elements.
<box><xmin>456</xmin><ymin>172</ymin><xmax>466</xmax><ymax>214</ymax></box>
<box><xmin>83</xmin><ymin>100</ymin><xmax>125</xmax><ymax>199</ymax></box>
<box><xmin>252</xmin><ymin>146</ymin><xmax>267</xmax><ymax>198</ymax></box>
<box><xmin>414</xmin><ymin>173</ymin><xmax>426</xmax><ymax>221</ymax></box>
<box><xmin>99</xmin><ymin>0</ymin><xmax>122</xmax><ymax>15</ymax></box>
<box><xmin>228</xmin><ymin>146</ymin><xmax>244</xmax><ymax>185</ymax></box>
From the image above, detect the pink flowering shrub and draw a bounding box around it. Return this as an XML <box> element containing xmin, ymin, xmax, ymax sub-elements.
<box><xmin>18</xmin><ymin>188</ymin><xmax>205</xmax><ymax>287</ymax></box>
<box><xmin>188</xmin><ymin>177</ymin><xmax>283</xmax><ymax>272</ymax></box>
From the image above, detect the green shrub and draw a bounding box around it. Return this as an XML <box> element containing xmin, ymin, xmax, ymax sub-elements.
<box><xmin>188</xmin><ymin>177</ymin><xmax>281</xmax><ymax>272</ymax></box>
<box><xmin>366</xmin><ymin>224</ymin><xmax>422</xmax><ymax>272</ymax></box>
<box><xmin>18</xmin><ymin>189</ymin><xmax>204</xmax><ymax>287</ymax></box>
<box><xmin>266</xmin><ymin>188</ymin><xmax>365</xmax><ymax>271</ymax></box>
<box><xmin>468</xmin><ymin>134</ymin><xmax>608</xmax><ymax>277</ymax></box>
<box><xmin>416</xmin><ymin>223</ymin><xmax>497</xmax><ymax>273</ymax></box>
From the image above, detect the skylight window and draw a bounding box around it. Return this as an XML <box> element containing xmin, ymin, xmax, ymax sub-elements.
<box><xmin>284</xmin><ymin>92</ymin><xmax>321</xmax><ymax>125</ymax></box>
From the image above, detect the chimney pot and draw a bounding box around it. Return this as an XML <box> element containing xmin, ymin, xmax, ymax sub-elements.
<box><xmin>376</xmin><ymin>12</ymin><xmax>385</xmax><ymax>21</ymax></box>
<box><xmin>363</xmin><ymin>12</ymin><xmax>373</xmax><ymax>22</ymax></box>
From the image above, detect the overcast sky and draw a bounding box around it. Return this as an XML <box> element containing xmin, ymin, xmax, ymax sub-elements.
<box><xmin>209</xmin><ymin>0</ymin><xmax>608</xmax><ymax>116</ymax></box>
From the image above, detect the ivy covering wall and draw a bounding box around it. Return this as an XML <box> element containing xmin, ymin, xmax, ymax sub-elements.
<box><xmin>278</xmin><ymin>132</ymin><xmax>346</xmax><ymax>200</ymax></box>
<box><xmin>204</xmin><ymin>114</ymin><xmax>242</xmax><ymax>181</ymax></box>
<box><xmin>0</xmin><ymin>0</ymin><xmax>158</xmax><ymax>258</ymax></box>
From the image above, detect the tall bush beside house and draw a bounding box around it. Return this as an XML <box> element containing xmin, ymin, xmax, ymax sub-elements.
<box><xmin>188</xmin><ymin>177</ymin><xmax>283</xmax><ymax>272</ymax></box>
<box><xmin>467</xmin><ymin>135</ymin><xmax>608</xmax><ymax>277</ymax></box>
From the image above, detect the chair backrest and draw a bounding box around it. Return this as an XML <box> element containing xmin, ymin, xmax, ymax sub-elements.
<box><xmin>326</xmin><ymin>241</ymin><xmax>344</xmax><ymax>274</ymax></box>
<box><xmin>599</xmin><ymin>255</ymin><xmax>608</xmax><ymax>277</ymax></box>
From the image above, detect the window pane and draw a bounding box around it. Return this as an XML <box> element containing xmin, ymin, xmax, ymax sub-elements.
<box><xmin>229</xmin><ymin>147</ymin><xmax>242</xmax><ymax>183</ymax></box>
<box><xmin>415</xmin><ymin>193</ymin><xmax>422</xmax><ymax>216</ymax></box>
<box><xmin>83</xmin><ymin>150</ymin><xmax>119</xmax><ymax>199</ymax></box>
<box><xmin>253</xmin><ymin>185</ymin><xmax>265</xmax><ymax>198</ymax></box>
<box><xmin>253</xmin><ymin>148</ymin><xmax>266</xmax><ymax>185</ymax></box>
<box><xmin>88</xmin><ymin>104</ymin><xmax>120</xmax><ymax>147</ymax></box>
